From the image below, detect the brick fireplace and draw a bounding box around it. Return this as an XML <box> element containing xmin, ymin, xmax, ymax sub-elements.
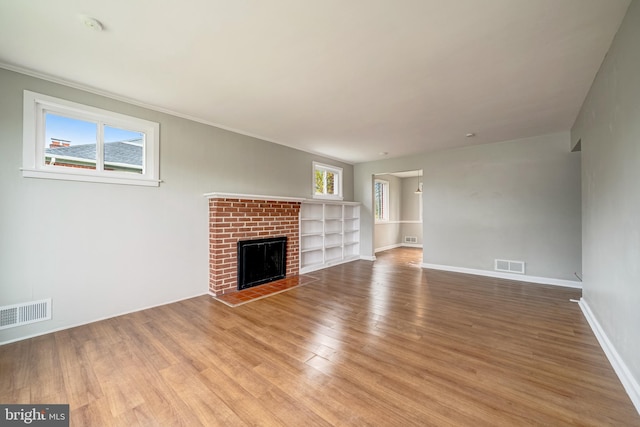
<box><xmin>206</xmin><ymin>193</ymin><xmax>303</xmax><ymax>296</ymax></box>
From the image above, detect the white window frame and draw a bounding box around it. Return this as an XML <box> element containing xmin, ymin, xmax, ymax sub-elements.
<box><xmin>312</xmin><ymin>161</ymin><xmax>343</xmax><ymax>200</ymax></box>
<box><xmin>374</xmin><ymin>179</ymin><xmax>389</xmax><ymax>222</ymax></box>
<box><xmin>22</xmin><ymin>90</ymin><xmax>160</xmax><ymax>187</ymax></box>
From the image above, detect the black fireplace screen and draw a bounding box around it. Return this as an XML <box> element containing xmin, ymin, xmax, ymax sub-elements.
<box><xmin>237</xmin><ymin>236</ymin><xmax>287</xmax><ymax>290</ymax></box>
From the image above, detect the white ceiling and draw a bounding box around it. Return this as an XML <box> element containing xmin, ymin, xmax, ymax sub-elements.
<box><xmin>0</xmin><ymin>0</ymin><xmax>630</xmax><ymax>164</ymax></box>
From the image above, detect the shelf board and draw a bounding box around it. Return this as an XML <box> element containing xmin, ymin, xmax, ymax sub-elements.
<box><xmin>301</xmin><ymin>218</ymin><xmax>323</xmax><ymax>221</ymax></box>
<box><xmin>301</xmin><ymin>261</ymin><xmax>324</xmax><ymax>269</ymax></box>
<box><xmin>301</xmin><ymin>246</ymin><xmax>324</xmax><ymax>253</ymax></box>
<box><xmin>301</xmin><ymin>233</ymin><xmax>323</xmax><ymax>237</ymax></box>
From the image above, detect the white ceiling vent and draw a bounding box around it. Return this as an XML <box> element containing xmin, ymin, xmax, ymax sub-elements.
<box><xmin>0</xmin><ymin>299</ymin><xmax>51</xmax><ymax>330</ymax></box>
<box><xmin>495</xmin><ymin>259</ymin><xmax>525</xmax><ymax>275</ymax></box>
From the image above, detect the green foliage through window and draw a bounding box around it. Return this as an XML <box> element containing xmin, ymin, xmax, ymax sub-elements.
<box><xmin>374</xmin><ymin>180</ymin><xmax>388</xmax><ymax>221</ymax></box>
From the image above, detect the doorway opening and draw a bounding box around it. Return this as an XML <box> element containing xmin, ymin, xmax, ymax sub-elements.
<box><xmin>372</xmin><ymin>169</ymin><xmax>424</xmax><ymax>261</ymax></box>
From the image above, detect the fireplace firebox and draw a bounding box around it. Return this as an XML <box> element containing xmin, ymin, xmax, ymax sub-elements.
<box><xmin>237</xmin><ymin>236</ymin><xmax>287</xmax><ymax>290</ymax></box>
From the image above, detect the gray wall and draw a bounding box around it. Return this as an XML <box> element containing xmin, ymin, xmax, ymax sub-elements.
<box><xmin>571</xmin><ymin>0</ymin><xmax>640</xmax><ymax>388</ymax></box>
<box><xmin>400</xmin><ymin>176</ymin><xmax>423</xmax><ymax>246</ymax></box>
<box><xmin>0</xmin><ymin>68</ymin><xmax>353</xmax><ymax>343</ymax></box>
<box><xmin>401</xmin><ymin>176</ymin><xmax>421</xmax><ymax>222</ymax></box>
<box><xmin>355</xmin><ymin>132</ymin><xmax>581</xmax><ymax>280</ymax></box>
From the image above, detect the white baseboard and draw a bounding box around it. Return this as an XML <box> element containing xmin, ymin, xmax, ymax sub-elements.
<box><xmin>299</xmin><ymin>256</ymin><xmax>361</xmax><ymax>274</ymax></box>
<box><xmin>578</xmin><ymin>299</ymin><xmax>640</xmax><ymax>414</ymax></box>
<box><xmin>375</xmin><ymin>243</ymin><xmax>402</xmax><ymax>253</ymax></box>
<box><xmin>402</xmin><ymin>243</ymin><xmax>423</xmax><ymax>249</ymax></box>
<box><xmin>360</xmin><ymin>255</ymin><xmax>376</xmax><ymax>261</ymax></box>
<box><xmin>0</xmin><ymin>292</ymin><xmax>208</xmax><ymax>346</ymax></box>
<box><xmin>421</xmin><ymin>263</ymin><xmax>582</xmax><ymax>289</ymax></box>
<box><xmin>374</xmin><ymin>243</ymin><xmax>423</xmax><ymax>253</ymax></box>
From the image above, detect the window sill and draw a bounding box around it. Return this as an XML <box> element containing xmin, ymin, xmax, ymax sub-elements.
<box><xmin>21</xmin><ymin>168</ymin><xmax>161</xmax><ymax>187</ymax></box>
<box><xmin>312</xmin><ymin>194</ymin><xmax>344</xmax><ymax>201</ymax></box>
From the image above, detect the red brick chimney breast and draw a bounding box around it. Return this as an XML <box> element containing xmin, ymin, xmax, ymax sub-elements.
<box><xmin>208</xmin><ymin>196</ymin><xmax>302</xmax><ymax>295</ymax></box>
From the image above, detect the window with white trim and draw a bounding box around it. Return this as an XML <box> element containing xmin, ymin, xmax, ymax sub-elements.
<box><xmin>313</xmin><ymin>162</ymin><xmax>343</xmax><ymax>200</ymax></box>
<box><xmin>374</xmin><ymin>179</ymin><xmax>389</xmax><ymax>222</ymax></box>
<box><xmin>22</xmin><ymin>90</ymin><xmax>160</xmax><ymax>186</ymax></box>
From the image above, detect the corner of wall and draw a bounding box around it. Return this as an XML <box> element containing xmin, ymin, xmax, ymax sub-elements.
<box><xmin>579</xmin><ymin>298</ymin><xmax>640</xmax><ymax>414</ymax></box>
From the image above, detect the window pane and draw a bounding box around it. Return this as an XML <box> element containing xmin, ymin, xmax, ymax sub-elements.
<box><xmin>45</xmin><ymin>113</ymin><xmax>97</xmax><ymax>170</ymax></box>
<box><xmin>315</xmin><ymin>170</ymin><xmax>325</xmax><ymax>195</ymax></box>
<box><xmin>374</xmin><ymin>182</ymin><xmax>382</xmax><ymax>219</ymax></box>
<box><xmin>374</xmin><ymin>181</ymin><xmax>388</xmax><ymax>221</ymax></box>
<box><xmin>326</xmin><ymin>171</ymin><xmax>335</xmax><ymax>195</ymax></box>
<box><xmin>104</xmin><ymin>125</ymin><xmax>144</xmax><ymax>174</ymax></box>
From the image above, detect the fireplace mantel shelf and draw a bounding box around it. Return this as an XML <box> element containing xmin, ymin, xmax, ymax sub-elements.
<box><xmin>204</xmin><ymin>192</ymin><xmax>361</xmax><ymax>206</ymax></box>
<box><xmin>203</xmin><ymin>192</ymin><xmax>306</xmax><ymax>202</ymax></box>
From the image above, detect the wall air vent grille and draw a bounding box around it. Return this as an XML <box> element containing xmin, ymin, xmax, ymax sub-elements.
<box><xmin>495</xmin><ymin>259</ymin><xmax>525</xmax><ymax>275</ymax></box>
<box><xmin>0</xmin><ymin>299</ymin><xmax>51</xmax><ymax>330</ymax></box>
<box><xmin>404</xmin><ymin>236</ymin><xmax>418</xmax><ymax>243</ymax></box>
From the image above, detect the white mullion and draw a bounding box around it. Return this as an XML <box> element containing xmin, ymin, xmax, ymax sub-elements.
<box><xmin>323</xmin><ymin>170</ymin><xmax>328</xmax><ymax>195</ymax></box>
<box><xmin>383</xmin><ymin>184</ymin><xmax>386</xmax><ymax>219</ymax></box>
<box><xmin>141</xmin><ymin>133</ymin><xmax>147</xmax><ymax>174</ymax></box>
<box><xmin>383</xmin><ymin>183</ymin><xmax>388</xmax><ymax>220</ymax></box>
<box><xmin>96</xmin><ymin>121</ymin><xmax>104</xmax><ymax>172</ymax></box>
<box><xmin>37</xmin><ymin>106</ymin><xmax>48</xmax><ymax>168</ymax></box>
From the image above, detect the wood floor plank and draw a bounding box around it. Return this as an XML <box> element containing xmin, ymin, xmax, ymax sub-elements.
<box><xmin>0</xmin><ymin>340</ymin><xmax>31</xmax><ymax>398</ymax></box>
<box><xmin>1</xmin><ymin>248</ymin><xmax>638</xmax><ymax>426</ymax></box>
<box><xmin>252</xmin><ymin>358</ymin><xmax>366</xmax><ymax>426</ymax></box>
<box><xmin>158</xmin><ymin>363</ymin><xmax>241</xmax><ymax>426</ymax></box>
<box><xmin>54</xmin><ymin>329</ymin><xmax>103</xmax><ymax>409</ymax></box>
<box><xmin>27</xmin><ymin>334</ymin><xmax>67</xmax><ymax>404</ymax></box>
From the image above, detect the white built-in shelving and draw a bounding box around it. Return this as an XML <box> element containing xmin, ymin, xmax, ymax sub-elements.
<box><xmin>300</xmin><ymin>200</ymin><xmax>361</xmax><ymax>274</ymax></box>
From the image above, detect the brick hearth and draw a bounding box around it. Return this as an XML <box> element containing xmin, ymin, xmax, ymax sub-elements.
<box><xmin>207</xmin><ymin>194</ymin><xmax>302</xmax><ymax>295</ymax></box>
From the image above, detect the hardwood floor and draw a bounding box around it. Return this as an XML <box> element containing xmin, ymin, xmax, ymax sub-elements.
<box><xmin>1</xmin><ymin>248</ymin><xmax>638</xmax><ymax>426</ymax></box>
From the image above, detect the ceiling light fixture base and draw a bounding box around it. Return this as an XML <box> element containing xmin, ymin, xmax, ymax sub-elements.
<box><xmin>80</xmin><ymin>15</ymin><xmax>103</xmax><ymax>32</ymax></box>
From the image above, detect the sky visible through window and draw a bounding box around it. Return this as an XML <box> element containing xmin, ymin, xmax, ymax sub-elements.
<box><xmin>45</xmin><ymin>113</ymin><xmax>142</xmax><ymax>145</ymax></box>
